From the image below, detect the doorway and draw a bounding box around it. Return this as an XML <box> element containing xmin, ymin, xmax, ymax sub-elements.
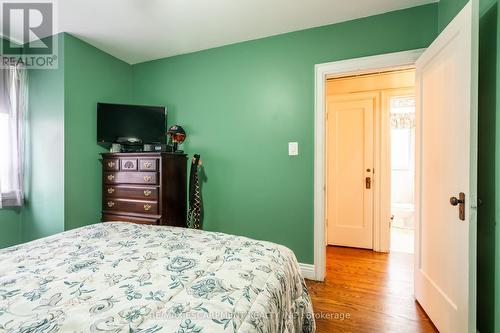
<box><xmin>322</xmin><ymin>67</ymin><xmax>433</xmax><ymax>330</ymax></box>
<box><xmin>314</xmin><ymin>5</ymin><xmax>478</xmax><ymax>328</ymax></box>
<box><xmin>388</xmin><ymin>92</ymin><xmax>416</xmax><ymax>254</ymax></box>
<box><xmin>325</xmin><ymin>69</ymin><xmax>415</xmax><ymax>252</ymax></box>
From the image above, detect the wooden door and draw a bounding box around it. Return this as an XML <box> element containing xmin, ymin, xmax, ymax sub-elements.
<box><xmin>414</xmin><ymin>1</ymin><xmax>478</xmax><ymax>331</ymax></box>
<box><xmin>326</xmin><ymin>93</ymin><xmax>376</xmax><ymax>249</ymax></box>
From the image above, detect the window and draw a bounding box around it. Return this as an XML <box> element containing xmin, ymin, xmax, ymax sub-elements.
<box><xmin>390</xmin><ymin>96</ymin><xmax>415</xmax><ymax>171</ymax></box>
<box><xmin>0</xmin><ymin>60</ymin><xmax>27</xmax><ymax>208</ymax></box>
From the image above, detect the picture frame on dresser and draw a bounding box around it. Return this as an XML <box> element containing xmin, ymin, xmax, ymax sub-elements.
<box><xmin>101</xmin><ymin>152</ymin><xmax>187</xmax><ymax>227</ymax></box>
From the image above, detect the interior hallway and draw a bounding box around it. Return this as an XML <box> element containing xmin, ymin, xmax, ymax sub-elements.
<box><xmin>306</xmin><ymin>246</ymin><xmax>437</xmax><ymax>332</ymax></box>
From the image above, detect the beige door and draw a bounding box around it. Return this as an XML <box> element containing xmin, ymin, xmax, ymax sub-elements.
<box><xmin>414</xmin><ymin>1</ymin><xmax>478</xmax><ymax>332</ymax></box>
<box><xmin>326</xmin><ymin>93</ymin><xmax>376</xmax><ymax>249</ymax></box>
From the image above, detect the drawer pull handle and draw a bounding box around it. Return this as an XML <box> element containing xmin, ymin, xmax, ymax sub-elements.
<box><xmin>107</xmin><ymin>201</ymin><xmax>115</xmax><ymax>208</ymax></box>
<box><xmin>124</xmin><ymin>161</ymin><xmax>135</xmax><ymax>169</ymax></box>
<box><xmin>107</xmin><ymin>188</ymin><xmax>115</xmax><ymax>194</ymax></box>
<box><xmin>144</xmin><ymin>204</ymin><xmax>152</xmax><ymax>211</ymax></box>
<box><xmin>143</xmin><ymin>176</ymin><xmax>152</xmax><ymax>182</ymax></box>
<box><xmin>107</xmin><ymin>174</ymin><xmax>115</xmax><ymax>181</ymax></box>
<box><xmin>144</xmin><ymin>190</ymin><xmax>152</xmax><ymax>197</ymax></box>
<box><xmin>143</xmin><ymin>161</ymin><xmax>152</xmax><ymax>168</ymax></box>
<box><xmin>107</xmin><ymin>161</ymin><xmax>115</xmax><ymax>168</ymax></box>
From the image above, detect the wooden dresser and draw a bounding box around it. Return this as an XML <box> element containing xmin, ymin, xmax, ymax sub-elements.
<box><xmin>101</xmin><ymin>152</ymin><xmax>187</xmax><ymax>226</ymax></box>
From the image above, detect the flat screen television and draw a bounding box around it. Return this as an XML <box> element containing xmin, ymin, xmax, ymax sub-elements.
<box><xmin>97</xmin><ymin>103</ymin><xmax>166</xmax><ymax>148</ymax></box>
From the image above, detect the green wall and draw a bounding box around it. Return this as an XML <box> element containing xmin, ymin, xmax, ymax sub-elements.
<box><xmin>477</xmin><ymin>2</ymin><xmax>498</xmax><ymax>332</ymax></box>
<box><xmin>438</xmin><ymin>0</ymin><xmax>470</xmax><ymax>31</ymax></box>
<box><xmin>131</xmin><ymin>4</ymin><xmax>438</xmax><ymax>264</ymax></box>
<box><xmin>63</xmin><ymin>34</ymin><xmax>133</xmax><ymax>231</ymax></box>
<box><xmin>0</xmin><ymin>209</ymin><xmax>21</xmax><ymax>247</ymax></box>
<box><xmin>22</xmin><ymin>34</ymin><xmax>66</xmax><ymax>241</ymax></box>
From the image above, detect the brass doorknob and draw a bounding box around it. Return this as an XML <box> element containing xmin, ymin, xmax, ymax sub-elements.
<box><xmin>450</xmin><ymin>192</ymin><xmax>465</xmax><ymax>221</ymax></box>
<box><xmin>450</xmin><ymin>196</ymin><xmax>464</xmax><ymax>206</ymax></box>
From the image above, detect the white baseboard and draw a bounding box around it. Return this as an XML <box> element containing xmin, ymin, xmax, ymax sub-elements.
<box><xmin>299</xmin><ymin>263</ymin><xmax>316</xmax><ymax>280</ymax></box>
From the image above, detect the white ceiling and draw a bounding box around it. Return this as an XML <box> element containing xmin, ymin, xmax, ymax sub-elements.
<box><xmin>3</xmin><ymin>0</ymin><xmax>437</xmax><ymax>64</ymax></box>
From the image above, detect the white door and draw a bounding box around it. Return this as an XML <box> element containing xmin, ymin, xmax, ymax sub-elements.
<box><xmin>414</xmin><ymin>1</ymin><xmax>478</xmax><ymax>332</ymax></box>
<box><xmin>326</xmin><ymin>93</ymin><xmax>375</xmax><ymax>249</ymax></box>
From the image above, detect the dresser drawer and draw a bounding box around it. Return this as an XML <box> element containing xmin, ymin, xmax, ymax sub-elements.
<box><xmin>103</xmin><ymin>159</ymin><xmax>119</xmax><ymax>171</ymax></box>
<box><xmin>104</xmin><ymin>185</ymin><xmax>158</xmax><ymax>200</ymax></box>
<box><xmin>102</xmin><ymin>213</ymin><xmax>159</xmax><ymax>225</ymax></box>
<box><xmin>103</xmin><ymin>198</ymin><xmax>159</xmax><ymax>215</ymax></box>
<box><xmin>120</xmin><ymin>158</ymin><xmax>138</xmax><ymax>171</ymax></box>
<box><xmin>104</xmin><ymin>172</ymin><xmax>158</xmax><ymax>185</ymax></box>
<box><xmin>139</xmin><ymin>159</ymin><xmax>158</xmax><ymax>171</ymax></box>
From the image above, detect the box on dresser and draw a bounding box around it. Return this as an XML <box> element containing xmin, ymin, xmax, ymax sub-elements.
<box><xmin>101</xmin><ymin>152</ymin><xmax>187</xmax><ymax>226</ymax></box>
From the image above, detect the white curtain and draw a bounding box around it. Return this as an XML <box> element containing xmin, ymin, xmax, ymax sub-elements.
<box><xmin>0</xmin><ymin>58</ymin><xmax>27</xmax><ymax>207</ymax></box>
<box><xmin>390</xmin><ymin>112</ymin><xmax>415</xmax><ymax>129</ymax></box>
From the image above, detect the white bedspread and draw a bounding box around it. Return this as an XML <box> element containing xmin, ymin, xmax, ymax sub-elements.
<box><xmin>0</xmin><ymin>222</ymin><xmax>315</xmax><ymax>332</ymax></box>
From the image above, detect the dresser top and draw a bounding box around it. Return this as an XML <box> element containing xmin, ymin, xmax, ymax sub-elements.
<box><xmin>101</xmin><ymin>152</ymin><xmax>187</xmax><ymax>158</ymax></box>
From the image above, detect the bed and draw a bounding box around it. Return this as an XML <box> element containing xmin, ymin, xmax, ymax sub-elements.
<box><xmin>0</xmin><ymin>222</ymin><xmax>315</xmax><ymax>332</ymax></box>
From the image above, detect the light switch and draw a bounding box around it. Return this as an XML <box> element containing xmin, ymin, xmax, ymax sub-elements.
<box><xmin>288</xmin><ymin>142</ymin><xmax>299</xmax><ymax>156</ymax></box>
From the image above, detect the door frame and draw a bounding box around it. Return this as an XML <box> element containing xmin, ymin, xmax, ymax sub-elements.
<box><xmin>381</xmin><ymin>87</ymin><xmax>416</xmax><ymax>251</ymax></box>
<box><xmin>313</xmin><ymin>49</ymin><xmax>425</xmax><ymax>281</ymax></box>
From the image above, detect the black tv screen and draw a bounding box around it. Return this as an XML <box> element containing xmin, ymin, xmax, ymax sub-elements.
<box><xmin>97</xmin><ymin>103</ymin><xmax>166</xmax><ymax>147</ymax></box>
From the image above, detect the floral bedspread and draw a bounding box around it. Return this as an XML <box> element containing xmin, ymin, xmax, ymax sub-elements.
<box><xmin>0</xmin><ymin>222</ymin><xmax>315</xmax><ymax>332</ymax></box>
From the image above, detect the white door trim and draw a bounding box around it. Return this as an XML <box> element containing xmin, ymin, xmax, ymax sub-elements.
<box><xmin>313</xmin><ymin>49</ymin><xmax>425</xmax><ymax>281</ymax></box>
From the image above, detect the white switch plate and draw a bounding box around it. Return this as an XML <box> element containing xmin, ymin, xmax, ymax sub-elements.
<box><xmin>288</xmin><ymin>142</ymin><xmax>298</xmax><ymax>156</ymax></box>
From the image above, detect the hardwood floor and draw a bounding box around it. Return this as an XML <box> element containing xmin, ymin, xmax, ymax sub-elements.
<box><xmin>305</xmin><ymin>246</ymin><xmax>438</xmax><ymax>333</ymax></box>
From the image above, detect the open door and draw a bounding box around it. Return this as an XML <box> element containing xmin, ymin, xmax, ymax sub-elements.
<box><xmin>414</xmin><ymin>1</ymin><xmax>478</xmax><ymax>332</ymax></box>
